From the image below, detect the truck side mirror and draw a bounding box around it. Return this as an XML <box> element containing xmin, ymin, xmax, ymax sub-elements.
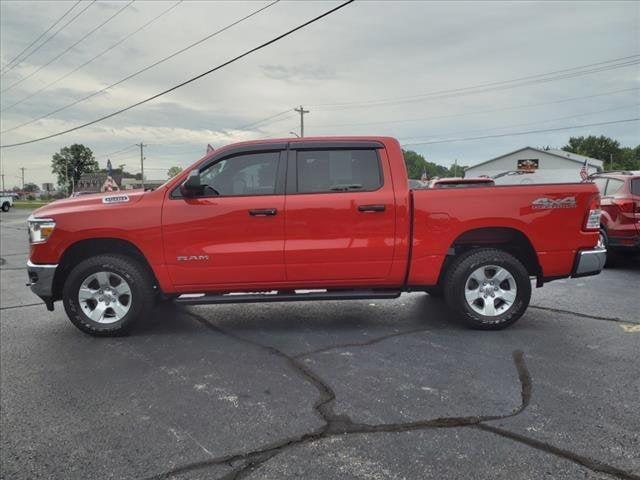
<box><xmin>180</xmin><ymin>171</ymin><xmax>204</xmax><ymax>198</ymax></box>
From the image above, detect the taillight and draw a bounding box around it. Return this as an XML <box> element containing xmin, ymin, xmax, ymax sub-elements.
<box><xmin>612</xmin><ymin>198</ymin><xmax>634</xmax><ymax>214</ymax></box>
<box><xmin>584</xmin><ymin>194</ymin><xmax>600</xmax><ymax>231</ymax></box>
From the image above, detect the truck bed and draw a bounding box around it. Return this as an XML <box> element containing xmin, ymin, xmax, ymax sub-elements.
<box><xmin>408</xmin><ymin>183</ymin><xmax>600</xmax><ymax>285</ymax></box>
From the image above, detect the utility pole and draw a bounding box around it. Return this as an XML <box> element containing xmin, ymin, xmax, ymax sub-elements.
<box><xmin>609</xmin><ymin>153</ymin><xmax>613</xmax><ymax>171</ymax></box>
<box><xmin>20</xmin><ymin>167</ymin><xmax>25</xmax><ymax>189</ymax></box>
<box><xmin>137</xmin><ymin>142</ymin><xmax>147</xmax><ymax>190</ymax></box>
<box><xmin>294</xmin><ymin>105</ymin><xmax>309</xmax><ymax>137</ymax></box>
<box><xmin>1</xmin><ymin>173</ymin><xmax>4</xmax><ymax>193</ymax></box>
<box><xmin>64</xmin><ymin>160</ymin><xmax>69</xmax><ymax>195</ymax></box>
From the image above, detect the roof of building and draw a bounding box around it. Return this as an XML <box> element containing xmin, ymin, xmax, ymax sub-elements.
<box><xmin>466</xmin><ymin>147</ymin><xmax>604</xmax><ymax>170</ymax></box>
<box><xmin>76</xmin><ymin>172</ymin><xmax>124</xmax><ymax>192</ymax></box>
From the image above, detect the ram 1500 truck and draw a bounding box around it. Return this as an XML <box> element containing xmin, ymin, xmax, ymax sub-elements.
<box><xmin>27</xmin><ymin>137</ymin><xmax>605</xmax><ymax>336</ymax></box>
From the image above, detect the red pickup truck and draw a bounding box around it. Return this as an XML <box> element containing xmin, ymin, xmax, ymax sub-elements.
<box><xmin>27</xmin><ymin>137</ymin><xmax>605</xmax><ymax>336</ymax></box>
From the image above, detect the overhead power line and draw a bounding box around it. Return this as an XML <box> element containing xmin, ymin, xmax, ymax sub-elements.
<box><xmin>0</xmin><ymin>0</ymin><xmax>96</xmax><ymax>78</ymax></box>
<box><xmin>1</xmin><ymin>0</ymin><xmax>136</xmax><ymax>94</ymax></box>
<box><xmin>97</xmin><ymin>144</ymin><xmax>138</xmax><ymax>160</ymax></box>
<box><xmin>0</xmin><ymin>0</ymin><xmax>355</xmax><ymax>149</ymax></box>
<box><xmin>312</xmin><ymin>55</ymin><xmax>640</xmax><ymax>110</ymax></box>
<box><xmin>0</xmin><ymin>0</ymin><xmax>82</xmax><ymax>75</ymax></box>
<box><xmin>0</xmin><ymin>1</ymin><xmax>184</xmax><ymax>113</ymax></box>
<box><xmin>0</xmin><ymin>0</ymin><xmax>281</xmax><ymax>135</ymax></box>
<box><xmin>397</xmin><ymin>103</ymin><xmax>640</xmax><ymax>143</ymax></box>
<box><xmin>235</xmin><ymin>109</ymin><xmax>292</xmax><ymax>131</ymax></box>
<box><xmin>401</xmin><ymin>118</ymin><xmax>640</xmax><ymax>147</ymax></box>
<box><xmin>311</xmin><ymin>87</ymin><xmax>640</xmax><ymax>129</ymax></box>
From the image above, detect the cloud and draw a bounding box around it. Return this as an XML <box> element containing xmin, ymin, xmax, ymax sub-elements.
<box><xmin>0</xmin><ymin>0</ymin><xmax>638</xmax><ymax>187</ymax></box>
<box><xmin>261</xmin><ymin>64</ymin><xmax>336</xmax><ymax>82</ymax></box>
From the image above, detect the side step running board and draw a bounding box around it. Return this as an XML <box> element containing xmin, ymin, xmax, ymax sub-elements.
<box><xmin>175</xmin><ymin>289</ymin><xmax>401</xmax><ymax>305</ymax></box>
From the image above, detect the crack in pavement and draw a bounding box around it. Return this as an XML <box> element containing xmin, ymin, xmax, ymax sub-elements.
<box><xmin>292</xmin><ymin>327</ymin><xmax>434</xmax><ymax>359</ymax></box>
<box><xmin>2</xmin><ymin>292</ymin><xmax>632</xmax><ymax>478</ymax></box>
<box><xmin>530</xmin><ymin>305</ymin><xmax>631</xmax><ymax>324</ymax></box>
<box><xmin>146</xmin><ymin>310</ymin><xmax>545</xmax><ymax>480</ymax></box>
<box><xmin>0</xmin><ymin>302</ymin><xmax>44</xmax><ymax>311</ymax></box>
<box><xmin>477</xmin><ymin>424</ymin><xmax>640</xmax><ymax>480</ymax></box>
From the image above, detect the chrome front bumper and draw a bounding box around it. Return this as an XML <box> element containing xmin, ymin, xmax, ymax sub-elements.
<box><xmin>26</xmin><ymin>260</ymin><xmax>57</xmax><ymax>310</ymax></box>
<box><xmin>572</xmin><ymin>247</ymin><xmax>607</xmax><ymax>278</ymax></box>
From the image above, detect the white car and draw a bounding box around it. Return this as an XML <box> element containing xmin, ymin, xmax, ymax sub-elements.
<box><xmin>1</xmin><ymin>195</ymin><xmax>14</xmax><ymax>212</ymax></box>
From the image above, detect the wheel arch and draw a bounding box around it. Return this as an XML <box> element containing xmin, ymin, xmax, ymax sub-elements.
<box><xmin>52</xmin><ymin>237</ymin><xmax>160</xmax><ymax>301</ymax></box>
<box><xmin>438</xmin><ymin>227</ymin><xmax>541</xmax><ymax>286</ymax></box>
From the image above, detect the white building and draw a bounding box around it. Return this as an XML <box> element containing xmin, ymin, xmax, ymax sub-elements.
<box><xmin>465</xmin><ymin>147</ymin><xmax>603</xmax><ymax>184</ymax></box>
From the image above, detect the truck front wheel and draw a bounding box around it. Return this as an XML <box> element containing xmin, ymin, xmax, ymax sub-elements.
<box><xmin>444</xmin><ymin>249</ymin><xmax>531</xmax><ymax>330</ymax></box>
<box><xmin>1</xmin><ymin>202</ymin><xmax>10</xmax><ymax>212</ymax></box>
<box><xmin>62</xmin><ymin>254</ymin><xmax>154</xmax><ymax>336</ymax></box>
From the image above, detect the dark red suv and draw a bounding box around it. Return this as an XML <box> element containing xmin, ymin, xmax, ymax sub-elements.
<box><xmin>591</xmin><ymin>171</ymin><xmax>640</xmax><ymax>259</ymax></box>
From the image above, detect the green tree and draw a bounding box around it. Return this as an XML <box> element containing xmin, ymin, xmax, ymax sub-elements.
<box><xmin>51</xmin><ymin>144</ymin><xmax>98</xmax><ymax>195</ymax></box>
<box><xmin>167</xmin><ymin>166</ymin><xmax>183</xmax><ymax>179</ymax></box>
<box><xmin>23</xmin><ymin>182</ymin><xmax>39</xmax><ymax>192</ymax></box>
<box><xmin>402</xmin><ymin>149</ymin><xmax>462</xmax><ymax>179</ymax></box>
<box><xmin>562</xmin><ymin>135</ymin><xmax>640</xmax><ymax>171</ymax></box>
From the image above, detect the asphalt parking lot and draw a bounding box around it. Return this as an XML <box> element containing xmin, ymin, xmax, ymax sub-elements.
<box><xmin>1</xmin><ymin>208</ymin><xmax>639</xmax><ymax>480</ymax></box>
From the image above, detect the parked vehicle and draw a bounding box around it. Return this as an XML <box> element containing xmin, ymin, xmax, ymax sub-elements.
<box><xmin>26</xmin><ymin>137</ymin><xmax>604</xmax><ymax>336</ymax></box>
<box><xmin>408</xmin><ymin>179</ymin><xmax>427</xmax><ymax>189</ymax></box>
<box><xmin>1</xmin><ymin>194</ymin><xmax>14</xmax><ymax>212</ymax></box>
<box><xmin>590</xmin><ymin>171</ymin><xmax>640</xmax><ymax>259</ymax></box>
<box><xmin>428</xmin><ymin>177</ymin><xmax>495</xmax><ymax>188</ymax></box>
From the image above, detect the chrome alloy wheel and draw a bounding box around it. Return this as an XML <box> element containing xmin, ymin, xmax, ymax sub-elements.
<box><xmin>78</xmin><ymin>271</ymin><xmax>132</xmax><ymax>323</ymax></box>
<box><xmin>464</xmin><ymin>265</ymin><xmax>517</xmax><ymax>317</ymax></box>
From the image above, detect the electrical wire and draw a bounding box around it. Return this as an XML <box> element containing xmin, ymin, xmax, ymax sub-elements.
<box><xmin>0</xmin><ymin>0</ymin><xmax>281</xmax><ymax>135</ymax></box>
<box><xmin>0</xmin><ymin>0</ymin><xmax>82</xmax><ymax>75</ymax></box>
<box><xmin>396</xmin><ymin>103</ymin><xmax>640</xmax><ymax>143</ymax></box>
<box><xmin>0</xmin><ymin>0</ymin><xmax>355</xmax><ymax>148</ymax></box>
<box><xmin>313</xmin><ymin>55</ymin><xmax>640</xmax><ymax>109</ymax></box>
<box><xmin>1</xmin><ymin>1</ymin><xmax>136</xmax><ymax>94</ymax></box>
<box><xmin>0</xmin><ymin>1</ymin><xmax>184</xmax><ymax>113</ymax></box>
<box><xmin>0</xmin><ymin>1</ymin><xmax>97</xmax><ymax>78</ymax></box>
<box><xmin>234</xmin><ymin>109</ymin><xmax>292</xmax><ymax>131</ymax></box>
<box><xmin>401</xmin><ymin>118</ymin><xmax>640</xmax><ymax>147</ymax></box>
<box><xmin>311</xmin><ymin>87</ymin><xmax>640</xmax><ymax>129</ymax></box>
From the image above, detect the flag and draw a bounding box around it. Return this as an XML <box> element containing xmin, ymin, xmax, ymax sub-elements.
<box><xmin>106</xmin><ymin>158</ymin><xmax>113</xmax><ymax>178</ymax></box>
<box><xmin>580</xmin><ymin>159</ymin><xmax>589</xmax><ymax>181</ymax></box>
<box><xmin>206</xmin><ymin>144</ymin><xmax>214</xmax><ymax>154</ymax></box>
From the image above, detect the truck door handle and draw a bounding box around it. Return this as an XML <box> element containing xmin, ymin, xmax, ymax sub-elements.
<box><xmin>358</xmin><ymin>204</ymin><xmax>386</xmax><ymax>213</ymax></box>
<box><xmin>249</xmin><ymin>208</ymin><xmax>277</xmax><ymax>216</ymax></box>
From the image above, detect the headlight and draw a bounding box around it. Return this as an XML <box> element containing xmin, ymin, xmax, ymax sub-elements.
<box><xmin>28</xmin><ymin>217</ymin><xmax>56</xmax><ymax>244</ymax></box>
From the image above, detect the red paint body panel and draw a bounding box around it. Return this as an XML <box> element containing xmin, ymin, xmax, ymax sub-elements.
<box><xmin>407</xmin><ymin>184</ymin><xmax>599</xmax><ymax>284</ymax></box>
<box><xmin>29</xmin><ymin>136</ymin><xmax>599</xmax><ymax>297</ymax></box>
<box><xmin>284</xmin><ymin>146</ymin><xmax>398</xmax><ymax>284</ymax></box>
<box><xmin>162</xmin><ymin>194</ymin><xmax>286</xmax><ymax>287</ymax></box>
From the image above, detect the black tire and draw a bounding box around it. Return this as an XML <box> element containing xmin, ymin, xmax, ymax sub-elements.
<box><xmin>62</xmin><ymin>254</ymin><xmax>154</xmax><ymax>336</ymax></box>
<box><xmin>424</xmin><ymin>286</ymin><xmax>443</xmax><ymax>298</ymax></box>
<box><xmin>599</xmin><ymin>228</ymin><xmax>616</xmax><ymax>268</ymax></box>
<box><xmin>1</xmin><ymin>202</ymin><xmax>9</xmax><ymax>212</ymax></box>
<box><xmin>443</xmin><ymin>248</ymin><xmax>531</xmax><ymax>330</ymax></box>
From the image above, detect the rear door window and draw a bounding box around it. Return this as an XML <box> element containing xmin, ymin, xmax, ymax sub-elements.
<box><xmin>604</xmin><ymin>178</ymin><xmax>624</xmax><ymax>196</ymax></box>
<box><xmin>295</xmin><ymin>149</ymin><xmax>382</xmax><ymax>193</ymax></box>
<box><xmin>593</xmin><ymin>178</ymin><xmax>607</xmax><ymax>194</ymax></box>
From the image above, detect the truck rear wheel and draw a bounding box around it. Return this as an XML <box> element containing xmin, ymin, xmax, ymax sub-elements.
<box><xmin>444</xmin><ymin>249</ymin><xmax>531</xmax><ymax>330</ymax></box>
<box><xmin>1</xmin><ymin>202</ymin><xmax>10</xmax><ymax>212</ymax></box>
<box><xmin>62</xmin><ymin>254</ymin><xmax>154</xmax><ymax>336</ymax></box>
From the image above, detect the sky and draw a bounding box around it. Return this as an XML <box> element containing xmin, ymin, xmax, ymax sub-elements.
<box><xmin>0</xmin><ymin>0</ymin><xmax>638</xmax><ymax>188</ymax></box>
